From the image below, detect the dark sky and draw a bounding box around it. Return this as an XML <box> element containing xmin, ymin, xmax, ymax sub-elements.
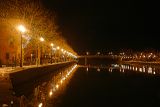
<box><xmin>42</xmin><ymin>0</ymin><xmax>160</xmax><ymax>54</ymax></box>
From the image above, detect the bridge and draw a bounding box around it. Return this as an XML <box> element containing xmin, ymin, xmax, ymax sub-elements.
<box><xmin>78</xmin><ymin>55</ymin><xmax>122</xmax><ymax>65</ymax></box>
<box><xmin>78</xmin><ymin>55</ymin><xmax>122</xmax><ymax>58</ymax></box>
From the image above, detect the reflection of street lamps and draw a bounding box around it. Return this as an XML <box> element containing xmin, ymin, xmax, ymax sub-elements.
<box><xmin>18</xmin><ymin>25</ymin><xmax>26</xmax><ymax>67</ymax></box>
<box><xmin>40</xmin><ymin>37</ymin><xmax>44</xmax><ymax>65</ymax></box>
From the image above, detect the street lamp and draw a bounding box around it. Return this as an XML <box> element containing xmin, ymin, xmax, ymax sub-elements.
<box><xmin>18</xmin><ymin>25</ymin><xmax>26</xmax><ymax>67</ymax></box>
<box><xmin>40</xmin><ymin>37</ymin><xmax>44</xmax><ymax>65</ymax></box>
<box><xmin>50</xmin><ymin>43</ymin><xmax>54</xmax><ymax>64</ymax></box>
<box><xmin>40</xmin><ymin>37</ymin><xmax>44</xmax><ymax>42</ymax></box>
<box><xmin>57</xmin><ymin>46</ymin><xmax>60</xmax><ymax>50</ymax></box>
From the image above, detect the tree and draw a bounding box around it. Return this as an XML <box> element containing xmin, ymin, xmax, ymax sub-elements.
<box><xmin>0</xmin><ymin>0</ymin><xmax>77</xmax><ymax>65</ymax></box>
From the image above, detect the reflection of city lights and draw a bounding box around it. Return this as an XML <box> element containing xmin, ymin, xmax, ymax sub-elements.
<box><xmin>143</xmin><ymin>68</ymin><xmax>145</xmax><ymax>72</ymax></box>
<box><xmin>148</xmin><ymin>67</ymin><xmax>152</xmax><ymax>74</ymax></box>
<box><xmin>110</xmin><ymin>69</ymin><xmax>112</xmax><ymax>72</ymax></box>
<box><xmin>139</xmin><ymin>68</ymin><xmax>142</xmax><ymax>72</ymax></box>
<box><xmin>46</xmin><ymin>64</ymin><xmax>78</xmax><ymax>103</ymax></box>
<box><xmin>124</xmin><ymin>66</ymin><xmax>126</xmax><ymax>69</ymax></box>
<box><xmin>86</xmin><ymin>67</ymin><xmax>88</xmax><ymax>71</ymax></box>
<box><xmin>130</xmin><ymin>66</ymin><xmax>132</xmax><ymax>70</ymax></box>
<box><xmin>38</xmin><ymin>103</ymin><xmax>43</xmax><ymax>107</ymax></box>
<box><xmin>121</xmin><ymin>65</ymin><xmax>124</xmax><ymax>69</ymax></box>
<box><xmin>143</xmin><ymin>66</ymin><xmax>145</xmax><ymax>72</ymax></box>
<box><xmin>127</xmin><ymin>66</ymin><xmax>129</xmax><ymax>69</ymax></box>
<box><xmin>135</xmin><ymin>67</ymin><xmax>138</xmax><ymax>71</ymax></box>
<box><xmin>97</xmin><ymin>68</ymin><xmax>100</xmax><ymax>72</ymax></box>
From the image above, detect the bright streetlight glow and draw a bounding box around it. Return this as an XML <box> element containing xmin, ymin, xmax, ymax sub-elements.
<box><xmin>18</xmin><ymin>25</ymin><xmax>26</xmax><ymax>33</ymax></box>
<box><xmin>56</xmin><ymin>84</ymin><xmax>59</xmax><ymax>89</ymax></box>
<box><xmin>40</xmin><ymin>37</ymin><xmax>44</xmax><ymax>42</ymax></box>
<box><xmin>51</xmin><ymin>43</ymin><xmax>54</xmax><ymax>47</ymax></box>
<box><xmin>49</xmin><ymin>91</ymin><xmax>53</xmax><ymax>96</ymax></box>
<box><xmin>17</xmin><ymin>24</ymin><xmax>26</xmax><ymax>67</ymax></box>
<box><xmin>57</xmin><ymin>46</ymin><xmax>60</xmax><ymax>50</ymax></box>
<box><xmin>38</xmin><ymin>103</ymin><xmax>43</xmax><ymax>107</ymax></box>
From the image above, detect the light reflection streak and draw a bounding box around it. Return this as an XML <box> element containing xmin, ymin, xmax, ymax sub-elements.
<box><xmin>30</xmin><ymin>64</ymin><xmax>78</xmax><ymax>107</ymax></box>
<box><xmin>86</xmin><ymin>67</ymin><xmax>89</xmax><ymax>71</ymax></box>
<box><xmin>148</xmin><ymin>67</ymin><xmax>152</xmax><ymax>74</ymax></box>
<box><xmin>139</xmin><ymin>68</ymin><xmax>142</xmax><ymax>72</ymax></box>
<box><xmin>143</xmin><ymin>66</ymin><xmax>145</xmax><ymax>72</ymax></box>
<box><xmin>38</xmin><ymin>103</ymin><xmax>43</xmax><ymax>107</ymax></box>
<box><xmin>117</xmin><ymin>64</ymin><xmax>157</xmax><ymax>75</ymax></box>
<box><xmin>97</xmin><ymin>68</ymin><xmax>100</xmax><ymax>72</ymax></box>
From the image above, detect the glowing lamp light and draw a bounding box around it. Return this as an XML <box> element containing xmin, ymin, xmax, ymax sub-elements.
<box><xmin>51</xmin><ymin>43</ymin><xmax>54</xmax><ymax>47</ymax></box>
<box><xmin>18</xmin><ymin>25</ymin><xmax>26</xmax><ymax>33</ymax></box>
<box><xmin>38</xmin><ymin>103</ymin><xmax>43</xmax><ymax>107</ymax></box>
<box><xmin>40</xmin><ymin>37</ymin><xmax>44</xmax><ymax>42</ymax></box>
<box><xmin>57</xmin><ymin>46</ymin><xmax>60</xmax><ymax>50</ymax></box>
<box><xmin>56</xmin><ymin>84</ymin><xmax>59</xmax><ymax>89</ymax></box>
<box><xmin>60</xmin><ymin>80</ymin><xmax>63</xmax><ymax>84</ymax></box>
<box><xmin>49</xmin><ymin>91</ymin><xmax>53</xmax><ymax>96</ymax></box>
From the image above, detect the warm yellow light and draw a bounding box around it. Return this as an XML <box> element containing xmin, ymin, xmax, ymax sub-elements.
<box><xmin>18</xmin><ymin>25</ymin><xmax>26</xmax><ymax>33</ymax></box>
<box><xmin>61</xmin><ymin>49</ymin><xmax>64</xmax><ymax>52</ymax></box>
<box><xmin>51</xmin><ymin>43</ymin><xmax>54</xmax><ymax>47</ymax></box>
<box><xmin>56</xmin><ymin>84</ymin><xmax>59</xmax><ymax>89</ymax></box>
<box><xmin>38</xmin><ymin>103</ymin><xmax>43</xmax><ymax>107</ymax></box>
<box><xmin>49</xmin><ymin>91</ymin><xmax>53</xmax><ymax>96</ymax></box>
<box><xmin>57</xmin><ymin>46</ymin><xmax>60</xmax><ymax>50</ymax></box>
<box><xmin>40</xmin><ymin>37</ymin><xmax>44</xmax><ymax>42</ymax></box>
<box><xmin>60</xmin><ymin>80</ymin><xmax>63</xmax><ymax>84</ymax></box>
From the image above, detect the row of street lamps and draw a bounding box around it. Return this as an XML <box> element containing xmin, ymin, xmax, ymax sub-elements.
<box><xmin>17</xmin><ymin>25</ymin><xmax>77</xmax><ymax>67</ymax></box>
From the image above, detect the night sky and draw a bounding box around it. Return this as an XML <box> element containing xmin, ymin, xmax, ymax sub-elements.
<box><xmin>42</xmin><ymin>0</ymin><xmax>160</xmax><ymax>54</ymax></box>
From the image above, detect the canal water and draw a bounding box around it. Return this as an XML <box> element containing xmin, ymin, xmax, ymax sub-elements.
<box><xmin>12</xmin><ymin>63</ymin><xmax>160</xmax><ymax>107</ymax></box>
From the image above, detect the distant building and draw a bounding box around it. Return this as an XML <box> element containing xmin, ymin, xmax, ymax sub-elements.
<box><xmin>0</xmin><ymin>23</ymin><xmax>20</xmax><ymax>67</ymax></box>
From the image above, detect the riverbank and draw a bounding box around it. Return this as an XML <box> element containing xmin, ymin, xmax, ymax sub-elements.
<box><xmin>122</xmin><ymin>61</ymin><xmax>160</xmax><ymax>65</ymax></box>
<box><xmin>0</xmin><ymin>61</ymin><xmax>76</xmax><ymax>106</ymax></box>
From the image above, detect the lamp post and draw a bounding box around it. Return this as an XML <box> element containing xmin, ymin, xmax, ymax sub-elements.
<box><xmin>56</xmin><ymin>46</ymin><xmax>60</xmax><ymax>62</ymax></box>
<box><xmin>50</xmin><ymin>43</ymin><xmax>54</xmax><ymax>64</ymax></box>
<box><xmin>40</xmin><ymin>37</ymin><xmax>44</xmax><ymax>65</ymax></box>
<box><xmin>18</xmin><ymin>25</ymin><xmax>26</xmax><ymax>67</ymax></box>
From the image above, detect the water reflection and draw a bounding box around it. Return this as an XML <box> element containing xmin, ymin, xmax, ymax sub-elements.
<box><xmin>86</xmin><ymin>67</ymin><xmax>89</xmax><ymax>71</ymax></box>
<box><xmin>108</xmin><ymin>64</ymin><xmax>159</xmax><ymax>75</ymax></box>
<box><xmin>97</xmin><ymin>68</ymin><xmax>100</xmax><ymax>72</ymax></box>
<box><xmin>13</xmin><ymin>64</ymin><xmax>78</xmax><ymax>107</ymax></box>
